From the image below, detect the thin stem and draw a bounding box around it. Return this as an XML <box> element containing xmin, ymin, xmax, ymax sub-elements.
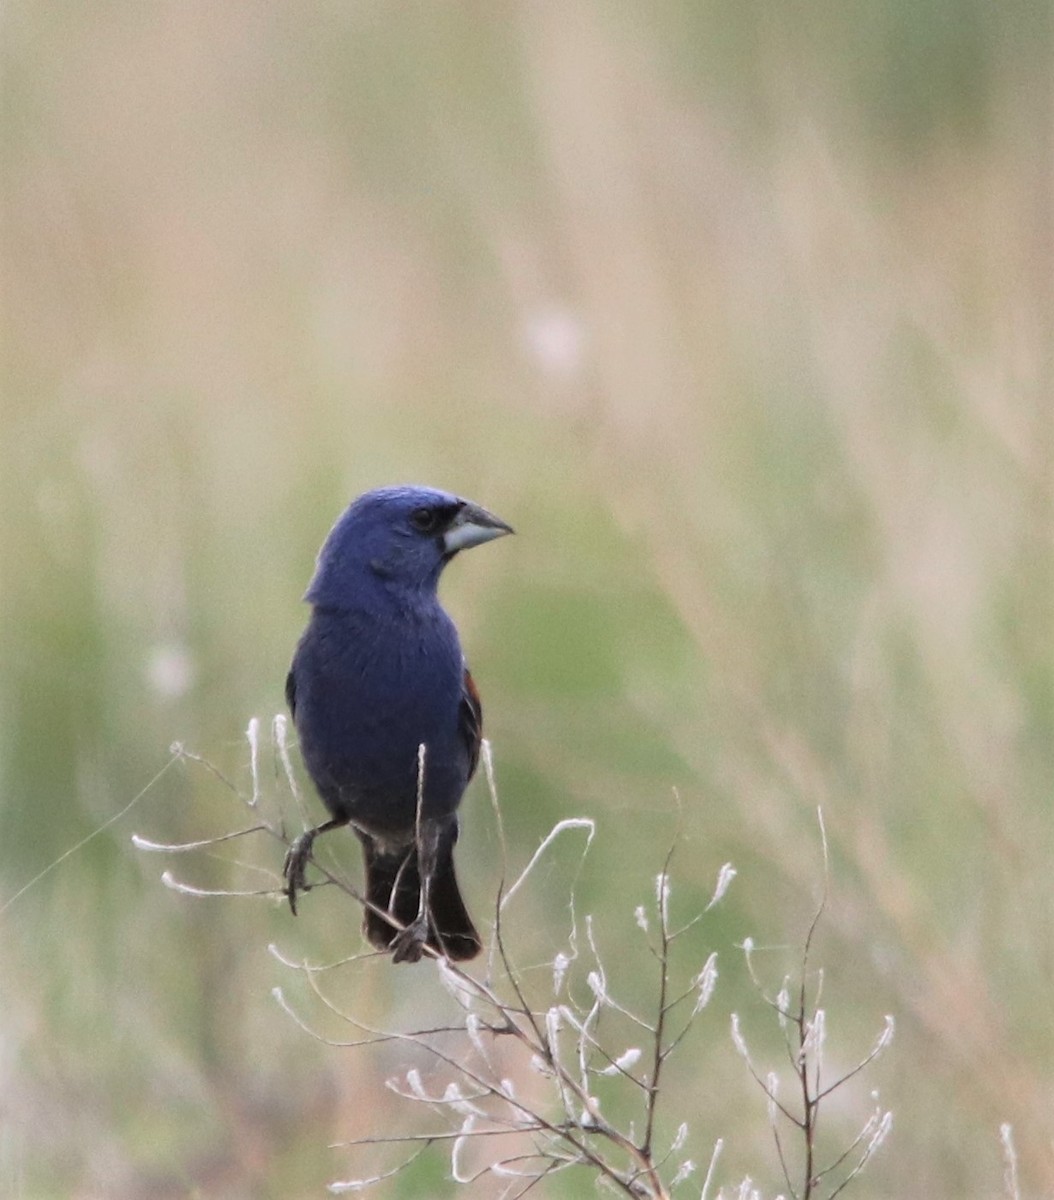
<box><xmin>797</xmin><ymin>1005</ymin><xmax>816</xmax><ymax>1199</ymax></box>
<box><xmin>641</xmin><ymin>844</ymin><xmax>676</xmax><ymax>1163</ymax></box>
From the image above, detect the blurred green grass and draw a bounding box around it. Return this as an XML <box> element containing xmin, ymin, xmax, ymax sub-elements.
<box><xmin>2</xmin><ymin>1</ymin><xmax>1052</xmax><ymax>1196</ymax></box>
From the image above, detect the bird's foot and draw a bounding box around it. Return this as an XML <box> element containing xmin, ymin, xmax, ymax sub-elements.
<box><xmin>390</xmin><ymin>915</ymin><xmax>431</xmax><ymax>964</ymax></box>
<box><xmin>283</xmin><ymin>830</ymin><xmax>317</xmax><ymax>916</ymax></box>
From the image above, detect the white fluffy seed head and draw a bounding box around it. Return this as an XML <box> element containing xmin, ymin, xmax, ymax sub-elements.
<box><xmin>730</xmin><ymin>1013</ymin><xmax>749</xmax><ymax>1059</ymax></box>
<box><xmin>874</xmin><ymin>1014</ymin><xmax>895</xmax><ymax>1055</ymax></box>
<box><xmin>671</xmin><ymin>1160</ymin><xmax>696</xmax><ymax>1187</ymax></box>
<box><xmin>707</xmin><ymin>862</ymin><xmax>737</xmax><ymax>909</ymax></box>
<box><xmin>800</xmin><ymin>1008</ymin><xmax>826</xmax><ymax>1068</ymax></box>
<box><xmin>406</xmin><ymin>1068</ymin><xmax>428</xmax><ymax>1101</ymax></box>
<box><xmin>693</xmin><ymin>952</ymin><xmax>719</xmax><ymax>1015</ymax></box>
<box><xmin>776</xmin><ymin>977</ymin><xmax>791</xmax><ymax>1027</ymax></box>
<box><xmin>586</xmin><ymin>970</ymin><xmax>607</xmax><ymax>1002</ymax></box>
<box><xmin>552</xmin><ymin>952</ymin><xmax>570</xmax><ymax>995</ymax></box>
<box><xmin>766</xmin><ymin>1071</ymin><xmax>779</xmax><ymax>1125</ymax></box>
<box><xmin>600</xmin><ymin>1047</ymin><xmax>642</xmax><ymax>1076</ymax></box>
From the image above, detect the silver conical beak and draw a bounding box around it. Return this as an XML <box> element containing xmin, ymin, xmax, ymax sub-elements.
<box><xmin>442</xmin><ymin>501</ymin><xmax>514</xmax><ymax>554</ymax></box>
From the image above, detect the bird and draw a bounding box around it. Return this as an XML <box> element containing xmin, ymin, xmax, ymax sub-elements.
<box><xmin>282</xmin><ymin>485</ymin><xmax>513</xmax><ymax>963</ymax></box>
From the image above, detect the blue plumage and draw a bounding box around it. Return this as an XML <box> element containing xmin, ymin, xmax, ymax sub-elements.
<box><xmin>284</xmin><ymin>485</ymin><xmax>512</xmax><ymax>963</ymax></box>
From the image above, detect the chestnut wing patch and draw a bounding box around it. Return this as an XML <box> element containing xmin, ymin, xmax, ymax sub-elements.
<box><xmin>285</xmin><ymin>668</ymin><xmax>297</xmax><ymax>721</ymax></box>
<box><xmin>459</xmin><ymin>667</ymin><xmax>483</xmax><ymax>781</ymax></box>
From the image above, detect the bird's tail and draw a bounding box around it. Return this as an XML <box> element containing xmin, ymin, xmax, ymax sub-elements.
<box><xmin>360</xmin><ymin>835</ymin><xmax>481</xmax><ymax>962</ymax></box>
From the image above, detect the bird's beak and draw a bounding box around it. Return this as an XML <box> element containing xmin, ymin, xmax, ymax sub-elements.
<box><xmin>443</xmin><ymin>501</ymin><xmax>515</xmax><ymax>555</ymax></box>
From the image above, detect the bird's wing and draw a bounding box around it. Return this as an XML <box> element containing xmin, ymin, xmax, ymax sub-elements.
<box><xmin>459</xmin><ymin>667</ymin><xmax>483</xmax><ymax>781</ymax></box>
<box><xmin>285</xmin><ymin>667</ymin><xmax>297</xmax><ymax>721</ymax></box>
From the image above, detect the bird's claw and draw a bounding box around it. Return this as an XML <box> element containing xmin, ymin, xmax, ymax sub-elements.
<box><xmin>390</xmin><ymin>916</ymin><xmax>430</xmax><ymax>964</ymax></box>
<box><xmin>283</xmin><ymin>832</ymin><xmax>315</xmax><ymax>916</ymax></box>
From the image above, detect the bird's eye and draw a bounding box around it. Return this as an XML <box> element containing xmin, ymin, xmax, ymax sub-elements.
<box><xmin>410</xmin><ymin>507</ymin><xmax>440</xmax><ymax>533</ymax></box>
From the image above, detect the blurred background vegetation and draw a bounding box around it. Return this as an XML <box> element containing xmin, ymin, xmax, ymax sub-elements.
<box><xmin>2</xmin><ymin>1</ymin><xmax>1052</xmax><ymax>1196</ymax></box>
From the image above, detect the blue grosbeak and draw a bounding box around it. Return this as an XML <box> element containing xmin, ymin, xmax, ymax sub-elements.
<box><xmin>283</xmin><ymin>485</ymin><xmax>513</xmax><ymax>963</ymax></box>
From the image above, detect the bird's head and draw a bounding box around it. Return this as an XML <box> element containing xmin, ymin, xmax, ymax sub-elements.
<box><xmin>305</xmin><ymin>485</ymin><xmax>513</xmax><ymax>609</ymax></box>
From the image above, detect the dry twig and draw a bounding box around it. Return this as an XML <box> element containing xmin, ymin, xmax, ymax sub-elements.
<box><xmin>134</xmin><ymin>723</ymin><xmax>891</xmax><ymax>1199</ymax></box>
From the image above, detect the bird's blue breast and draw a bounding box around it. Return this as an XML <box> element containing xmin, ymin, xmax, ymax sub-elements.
<box><xmin>290</xmin><ymin>602</ymin><xmax>469</xmax><ymax>837</ymax></box>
